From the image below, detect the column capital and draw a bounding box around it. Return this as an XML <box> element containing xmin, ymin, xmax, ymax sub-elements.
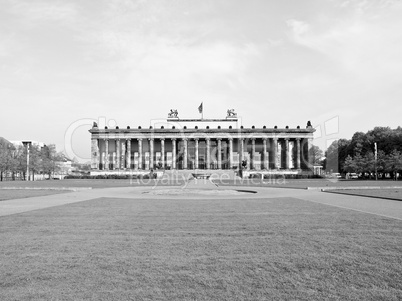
<box><xmin>172</xmin><ymin>138</ymin><xmax>176</xmax><ymax>141</ymax></box>
<box><xmin>137</xmin><ymin>138</ymin><xmax>142</xmax><ymax>141</ymax></box>
<box><xmin>160</xmin><ymin>138</ymin><xmax>165</xmax><ymax>141</ymax></box>
<box><xmin>296</xmin><ymin>138</ymin><xmax>301</xmax><ymax>141</ymax></box>
<box><xmin>284</xmin><ymin>137</ymin><xmax>290</xmax><ymax>141</ymax></box>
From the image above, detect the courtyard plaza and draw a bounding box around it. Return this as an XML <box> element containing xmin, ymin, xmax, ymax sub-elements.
<box><xmin>0</xmin><ymin>181</ymin><xmax>402</xmax><ymax>220</ymax></box>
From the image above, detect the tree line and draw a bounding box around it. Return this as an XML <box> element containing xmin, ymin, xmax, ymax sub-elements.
<box><xmin>0</xmin><ymin>140</ymin><xmax>64</xmax><ymax>181</ymax></box>
<box><xmin>325</xmin><ymin>126</ymin><xmax>402</xmax><ymax>179</ymax></box>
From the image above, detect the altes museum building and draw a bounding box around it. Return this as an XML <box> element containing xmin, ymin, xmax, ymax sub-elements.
<box><xmin>89</xmin><ymin>109</ymin><xmax>315</xmax><ymax>175</ymax></box>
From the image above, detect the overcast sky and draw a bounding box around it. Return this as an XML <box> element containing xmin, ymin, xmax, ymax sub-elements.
<box><xmin>1</xmin><ymin>0</ymin><xmax>402</xmax><ymax>162</ymax></box>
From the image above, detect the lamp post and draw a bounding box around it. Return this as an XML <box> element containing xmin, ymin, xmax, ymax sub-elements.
<box><xmin>21</xmin><ymin>142</ymin><xmax>31</xmax><ymax>181</ymax></box>
<box><xmin>374</xmin><ymin>142</ymin><xmax>378</xmax><ymax>181</ymax></box>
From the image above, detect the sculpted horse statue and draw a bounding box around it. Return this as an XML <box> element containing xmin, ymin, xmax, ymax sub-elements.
<box><xmin>227</xmin><ymin>109</ymin><xmax>237</xmax><ymax>118</ymax></box>
<box><xmin>168</xmin><ymin>109</ymin><xmax>178</xmax><ymax>118</ymax></box>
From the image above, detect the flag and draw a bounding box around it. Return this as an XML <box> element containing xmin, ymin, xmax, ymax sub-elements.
<box><xmin>198</xmin><ymin>102</ymin><xmax>203</xmax><ymax>113</ymax></box>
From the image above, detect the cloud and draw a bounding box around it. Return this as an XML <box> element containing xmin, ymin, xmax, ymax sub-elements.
<box><xmin>286</xmin><ymin>1</ymin><xmax>402</xmax><ymax>81</ymax></box>
<box><xmin>5</xmin><ymin>0</ymin><xmax>78</xmax><ymax>25</ymax></box>
<box><xmin>76</xmin><ymin>14</ymin><xmax>262</xmax><ymax>99</ymax></box>
<box><xmin>286</xmin><ymin>19</ymin><xmax>311</xmax><ymax>38</ymax></box>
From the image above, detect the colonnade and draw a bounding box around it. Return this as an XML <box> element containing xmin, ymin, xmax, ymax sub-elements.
<box><xmin>91</xmin><ymin>136</ymin><xmax>312</xmax><ymax>171</ymax></box>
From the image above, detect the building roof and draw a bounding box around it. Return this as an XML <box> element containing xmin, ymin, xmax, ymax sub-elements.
<box><xmin>0</xmin><ymin>137</ymin><xmax>14</xmax><ymax>148</ymax></box>
<box><xmin>10</xmin><ymin>140</ymin><xmax>45</xmax><ymax>147</ymax></box>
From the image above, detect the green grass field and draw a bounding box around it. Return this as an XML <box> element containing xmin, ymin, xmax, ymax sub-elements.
<box><xmin>327</xmin><ymin>188</ymin><xmax>402</xmax><ymax>201</ymax></box>
<box><xmin>0</xmin><ymin>189</ymin><xmax>70</xmax><ymax>201</ymax></box>
<box><xmin>1</xmin><ymin>196</ymin><xmax>401</xmax><ymax>300</ymax></box>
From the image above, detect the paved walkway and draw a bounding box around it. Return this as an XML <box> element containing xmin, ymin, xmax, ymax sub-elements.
<box><xmin>0</xmin><ymin>186</ymin><xmax>401</xmax><ymax>220</ymax></box>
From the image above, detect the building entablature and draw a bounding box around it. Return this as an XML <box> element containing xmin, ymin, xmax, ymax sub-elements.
<box><xmin>89</xmin><ymin>127</ymin><xmax>315</xmax><ymax>140</ymax></box>
<box><xmin>89</xmin><ymin>127</ymin><xmax>314</xmax><ymax>134</ymax></box>
<box><xmin>91</xmin><ymin>132</ymin><xmax>314</xmax><ymax>141</ymax></box>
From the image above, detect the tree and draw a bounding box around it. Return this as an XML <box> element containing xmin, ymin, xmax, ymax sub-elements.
<box><xmin>385</xmin><ymin>150</ymin><xmax>402</xmax><ymax>179</ymax></box>
<box><xmin>40</xmin><ymin>144</ymin><xmax>62</xmax><ymax>178</ymax></box>
<box><xmin>350</xmin><ymin>132</ymin><xmax>369</xmax><ymax>155</ymax></box>
<box><xmin>363</xmin><ymin>152</ymin><xmax>376</xmax><ymax>177</ymax></box>
<box><xmin>310</xmin><ymin>145</ymin><xmax>324</xmax><ymax>165</ymax></box>
<box><xmin>0</xmin><ymin>141</ymin><xmax>65</xmax><ymax>181</ymax></box>
<box><xmin>28</xmin><ymin>145</ymin><xmax>41</xmax><ymax>180</ymax></box>
<box><xmin>0</xmin><ymin>143</ymin><xmax>17</xmax><ymax>181</ymax></box>
<box><xmin>325</xmin><ymin>139</ymin><xmax>351</xmax><ymax>172</ymax></box>
<box><xmin>343</xmin><ymin>155</ymin><xmax>356</xmax><ymax>173</ymax></box>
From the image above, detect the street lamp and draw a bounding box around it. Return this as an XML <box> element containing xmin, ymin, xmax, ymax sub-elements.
<box><xmin>374</xmin><ymin>142</ymin><xmax>378</xmax><ymax>181</ymax></box>
<box><xmin>22</xmin><ymin>141</ymin><xmax>31</xmax><ymax>181</ymax></box>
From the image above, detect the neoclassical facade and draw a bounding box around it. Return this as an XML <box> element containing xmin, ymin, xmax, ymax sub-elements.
<box><xmin>89</xmin><ymin>115</ymin><xmax>315</xmax><ymax>174</ymax></box>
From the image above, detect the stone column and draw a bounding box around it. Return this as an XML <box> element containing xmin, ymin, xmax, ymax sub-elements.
<box><xmin>251</xmin><ymin>139</ymin><xmax>256</xmax><ymax>170</ymax></box>
<box><xmin>91</xmin><ymin>138</ymin><xmax>99</xmax><ymax>169</ymax></box>
<box><xmin>296</xmin><ymin>138</ymin><xmax>301</xmax><ymax>169</ymax></box>
<box><xmin>105</xmin><ymin>139</ymin><xmax>109</xmax><ymax>170</ymax></box>
<box><xmin>273</xmin><ymin>138</ymin><xmax>278</xmax><ymax>169</ymax></box>
<box><xmin>263</xmin><ymin>138</ymin><xmax>268</xmax><ymax>170</ymax></box>
<box><xmin>149</xmin><ymin>139</ymin><xmax>154</xmax><ymax>169</ymax></box>
<box><xmin>217</xmin><ymin>139</ymin><xmax>222</xmax><ymax>169</ymax></box>
<box><xmin>161</xmin><ymin>138</ymin><xmax>165</xmax><ymax>169</ymax></box>
<box><xmin>116</xmin><ymin>139</ymin><xmax>120</xmax><ymax>170</ymax></box>
<box><xmin>228</xmin><ymin>138</ymin><xmax>233</xmax><ymax>169</ymax></box>
<box><xmin>183</xmin><ymin>138</ymin><xmax>188</xmax><ymax>169</ymax></box>
<box><xmin>172</xmin><ymin>139</ymin><xmax>176</xmax><ymax>169</ymax></box>
<box><xmin>138</xmin><ymin>139</ymin><xmax>142</xmax><ymax>170</ymax></box>
<box><xmin>194</xmin><ymin>139</ymin><xmax>199</xmax><ymax>169</ymax></box>
<box><xmin>240</xmin><ymin>138</ymin><xmax>244</xmax><ymax>167</ymax></box>
<box><xmin>285</xmin><ymin>138</ymin><xmax>290</xmax><ymax>169</ymax></box>
<box><xmin>121</xmin><ymin>142</ymin><xmax>126</xmax><ymax>169</ymax></box>
<box><xmin>206</xmin><ymin>138</ymin><xmax>211</xmax><ymax>169</ymax></box>
<box><xmin>126</xmin><ymin>139</ymin><xmax>131</xmax><ymax>169</ymax></box>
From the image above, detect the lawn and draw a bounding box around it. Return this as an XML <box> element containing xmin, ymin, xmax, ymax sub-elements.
<box><xmin>0</xmin><ymin>189</ymin><xmax>70</xmax><ymax>201</ymax></box>
<box><xmin>327</xmin><ymin>188</ymin><xmax>402</xmax><ymax>201</ymax></box>
<box><xmin>1</xmin><ymin>196</ymin><xmax>401</xmax><ymax>300</ymax></box>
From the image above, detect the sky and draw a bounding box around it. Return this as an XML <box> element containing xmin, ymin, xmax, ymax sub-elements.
<box><xmin>1</xmin><ymin>0</ymin><xmax>402</xmax><ymax>162</ymax></box>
